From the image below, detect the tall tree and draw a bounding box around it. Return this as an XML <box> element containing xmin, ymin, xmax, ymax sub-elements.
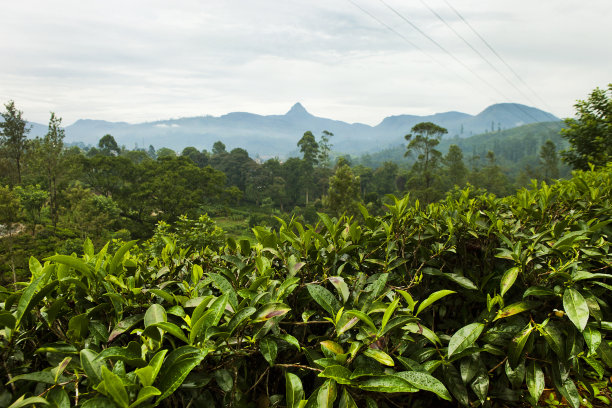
<box><xmin>39</xmin><ymin>112</ymin><xmax>65</xmax><ymax>228</ymax></box>
<box><xmin>539</xmin><ymin>139</ymin><xmax>559</xmax><ymax>181</ymax></box>
<box><xmin>404</xmin><ymin>122</ymin><xmax>447</xmax><ymax>201</ymax></box>
<box><xmin>328</xmin><ymin>162</ymin><xmax>361</xmax><ymax>217</ymax></box>
<box><xmin>443</xmin><ymin>144</ymin><xmax>468</xmax><ymax>188</ymax></box>
<box><xmin>561</xmin><ymin>84</ymin><xmax>612</xmax><ymax>169</ymax></box>
<box><xmin>297</xmin><ymin>131</ymin><xmax>320</xmax><ymax>203</ymax></box>
<box><xmin>0</xmin><ymin>101</ymin><xmax>30</xmax><ymax>184</ymax></box>
<box><xmin>318</xmin><ymin>130</ymin><xmax>333</xmax><ymax>168</ymax></box>
<box><xmin>98</xmin><ymin>134</ymin><xmax>120</xmax><ymax>156</ymax></box>
<box><xmin>298</xmin><ymin>131</ymin><xmax>320</xmax><ymax>168</ymax></box>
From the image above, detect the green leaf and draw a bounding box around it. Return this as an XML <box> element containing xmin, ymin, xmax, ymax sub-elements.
<box><xmin>227</xmin><ymin>307</ymin><xmax>256</xmax><ymax>335</ymax></box>
<box><xmin>509</xmin><ymin>323</ymin><xmax>534</xmax><ymax>368</ymax></box>
<box><xmin>583</xmin><ymin>326</ymin><xmax>602</xmax><ymax>356</ymax></box>
<box><xmin>319</xmin><ymin>340</ymin><xmax>343</xmax><ymax>355</ymax></box>
<box><xmin>445</xmin><ymin>273</ymin><xmax>477</xmax><ymax>290</ymax></box>
<box><xmin>0</xmin><ymin>311</ymin><xmax>16</xmax><ymax>330</ymax></box>
<box><xmin>146</xmin><ymin>322</ymin><xmax>188</xmax><ymax>343</ymax></box>
<box><xmin>526</xmin><ymin>360</ymin><xmax>544</xmax><ymax>403</ymax></box>
<box><xmin>128</xmin><ymin>386</ymin><xmax>161</xmax><ymax>408</ymax></box>
<box><xmin>100</xmin><ymin>366</ymin><xmax>129</xmax><ymax>408</ymax></box>
<box><xmin>504</xmin><ymin>358</ymin><xmax>525</xmax><ymax>389</ymax></box>
<box><xmin>460</xmin><ymin>354</ymin><xmax>479</xmax><ymax>384</ymax></box>
<box><xmin>286</xmin><ymin>372</ymin><xmax>305</xmax><ymax>408</ymax></box>
<box><xmin>8</xmin><ymin>371</ymin><xmax>56</xmax><ymax>385</ymax></box>
<box><xmin>46</xmin><ymin>387</ymin><xmax>70</xmax><ymax>408</ymax></box>
<box><xmin>493</xmin><ymin>300</ymin><xmax>537</xmax><ymax>321</ymax></box>
<box><xmin>109</xmin><ymin>240</ymin><xmax>137</xmax><ymax>276</ymax></box>
<box><xmin>108</xmin><ymin>314</ymin><xmax>144</xmax><ymax>342</ymax></box>
<box><xmin>157</xmin><ymin>348</ymin><xmax>206</xmax><ymax>403</ymax></box>
<box><xmin>328</xmin><ymin>276</ymin><xmax>350</xmax><ymax>303</ymax></box>
<box><xmin>189</xmin><ymin>294</ymin><xmax>228</xmax><ymax>343</ymax></box>
<box><xmin>395</xmin><ymin>371</ymin><xmax>452</xmax><ymax>401</ymax></box>
<box><xmin>345</xmin><ymin>309</ymin><xmax>377</xmax><ymax>332</ymax></box>
<box><xmin>563</xmin><ymin>288</ymin><xmax>589</xmax><ymax>331</ymax></box>
<box><xmin>338</xmin><ymin>388</ymin><xmax>357</xmax><ymax>408</ymax></box>
<box><xmin>363</xmin><ymin>349</ymin><xmax>394</xmax><ymax>367</ymax></box>
<box><xmin>135</xmin><ymin>349</ymin><xmax>167</xmax><ymax>387</ymax></box>
<box><xmin>442</xmin><ymin>364</ymin><xmax>469</xmax><ymax>406</ymax></box>
<box><xmin>148</xmin><ymin>289</ymin><xmax>174</xmax><ymax>304</ymax></box>
<box><xmin>307</xmin><ymin>284</ymin><xmax>341</xmax><ymax>316</ymax></box>
<box><xmin>380</xmin><ymin>297</ymin><xmax>400</xmax><ymax>333</ymax></box>
<box><xmin>14</xmin><ymin>274</ymin><xmax>44</xmax><ymax>328</ymax></box>
<box><xmin>96</xmin><ymin>342</ymin><xmax>146</xmax><ymax>368</ymax></box>
<box><xmin>500</xmin><ymin>267</ymin><xmax>519</xmax><ymax>297</ymax></box>
<box><xmin>8</xmin><ymin>395</ymin><xmax>49</xmax><ymax>408</ymax></box>
<box><xmin>470</xmin><ymin>369</ymin><xmax>489</xmax><ymax>404</ymax></box>
<box><xmin>144</xmin><ymin>304</ymin><xmax>167</xmax><ymax>327</ymax></box>
<box><xmin>358</xmin><ymin>375</ymin><xmax>418</xmax><ymax>393</ymax></box>
<box><xmin>317</xmin><ymin>379</ymin><xmax>337</xmax><ymax>408</ymax></box>
<box><xmin>277</xmin><ymin>333</ymin><xmax>301</xmax><ymax>350</ymax></box>
<box><xmin>416</xmin><ymin>290</ymin><xmax>455</xmax><ymax>316</ymax></box>
<box><xmin>252</xmin><ymin>302</ymin><xmax>291</xmax><ymax>323</ymax></box>
<box><xmin>539</xmin><ymin>321</ymin><xmax>565</xmax><ymax>358</ymax></box>
<box><xmin>260</xmin><ymin>337</ymin><xmax>278</xmax><ymax>366</ymax></box>
<box><xmin>448</xmin><ymin>323</ymin><xmax>484</xmax><ymax>357</ymax></box>
<box><xmin>319</xmin><ymin>365</ymin><xmax>353</xmax><ymax>385</ymax></box>
<box><xmin>45</xmin><ymin>255</ymin><xmax>93</xmax><ymax>280</ymax></box>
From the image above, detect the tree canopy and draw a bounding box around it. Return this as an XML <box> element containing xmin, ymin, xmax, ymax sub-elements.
<box><xmin>561</xmin><ymin>83</ymin><xmax>612</xmax><ymax>169</ymax></box>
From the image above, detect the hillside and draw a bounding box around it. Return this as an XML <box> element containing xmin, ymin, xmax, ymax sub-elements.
<box><xmin>27</xmin><ymin>103</ymin><xmax>560</xmax><ymax>157</ymax></box>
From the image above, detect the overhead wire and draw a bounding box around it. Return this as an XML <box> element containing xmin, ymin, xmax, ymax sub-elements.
<box><xmin>377</xmin><ymin>0</ymin><xmax>550</xmax><ymax>125</ymax></box>
<box><xmin>441</xmin><ymin>0</ymin><xmax>552</xmax><ymax>111</ymax></box>
<box><xmin>419</xmin><ymin>0</ymin><xmax>540</xmax><ymax>108</ymax></box>
<box><xmin>345</xmin><ymin>0</ymin><xmax>496</xmax><ymax>105</ymax></box>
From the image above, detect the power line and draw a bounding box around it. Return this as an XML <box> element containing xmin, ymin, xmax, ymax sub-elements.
<box><xmin>347</xmin><ymin>0</ymin><xmax>552</xmax><ymax>127</ymax></box>
<box><xmin>441</xmin><ymin>0</ymin><xmax>552</xmax><ymax>110</ymax></box>
<box><xmin>346</xmin><ymin>0</ymin><xmax>494</xmax><ymax>102</ymax></box>
<box><xmin>419</xmin><ymin>0</ymin><xmax>540</xmax><ymax>108</ymax></box>
<box><xmin>377</xmin><ymin>0</ymin><xmax>514</xmax><ymax>103</ymax></box>
<box><xmin>379</xmin><ymin>0</ymin><xmax>549</xmax><ymax>125</ymax></box>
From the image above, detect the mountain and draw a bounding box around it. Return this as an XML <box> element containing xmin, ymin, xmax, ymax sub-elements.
<box><xmin>27</xmin><ymin>102</ymin><xmax>560</xmax><ymax>157</ymax></box>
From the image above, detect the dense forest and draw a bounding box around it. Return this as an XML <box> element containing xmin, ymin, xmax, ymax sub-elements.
<box><xmin>1</xmin><ymin>101</ymin><xmax>570</xmax><ymax>282</ymax></box>
<box><xmin>0</xmin><ymin>84</ymin><xmax>610</xmax><ymax>407</ymax></box>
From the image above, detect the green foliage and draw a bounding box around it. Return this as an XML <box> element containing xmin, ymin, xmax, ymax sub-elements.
<box><xmin>561</xmin><ymin>84</ymin><xmax>612</xmax><ymax>170</ymax></box>
<box><xmin>0</xmin><ymin>101</ymin><xmax>30</xmax><ymax>185</ymax></box>
<box><xmin>1</xmin><ymin>163</ymin><xmax>611</xmax><ymax>407</ymax></box>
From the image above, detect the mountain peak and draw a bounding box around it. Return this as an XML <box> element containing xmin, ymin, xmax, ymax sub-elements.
<box><xmin>285</xmin><ymin>102</ymin><xmax>311</xmax><ymax>117</ymax></box>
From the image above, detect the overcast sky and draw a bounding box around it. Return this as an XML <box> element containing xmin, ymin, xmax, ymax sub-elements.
<box><xmin>1</xmin><ymin>0</ymin><xmax>610</xmax><ymax>126</ymax></box>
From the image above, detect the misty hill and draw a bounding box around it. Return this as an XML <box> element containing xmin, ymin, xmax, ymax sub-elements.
<box><xmin>28</xmin><ymin>102</ymin><xmax>560</xmax><ymax>157</ymax></box>
<box><xmin>355</xmin><ymin>121</ymin><xmax>567</xmax><ymax>175</ymax></box>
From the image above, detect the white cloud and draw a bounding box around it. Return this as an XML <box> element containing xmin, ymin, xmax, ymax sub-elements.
<box><xmin>0</xmin><ymin>0</ymin><xmax>610</xmax><ymax>125</ymax></box>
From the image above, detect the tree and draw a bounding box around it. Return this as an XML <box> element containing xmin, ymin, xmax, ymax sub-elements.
<box><xmin>297</xmin><ymin>131</ymin><xmax>320</xmax><ymax>204</ymax></box>
<box><xmin>14</xmin><ymin>184</ymin><xmax>48</xmax><ymax>234</ymax></box>
<box><xmin>539</xmin><ymin>139</ymin><xmax>559</xmax><ymax>181</ymax></box>
<box><xmin>328</xmin><ymin>163</ymin><xmax>361</xmax><ymax>217</ymax></box>
<box><xmin>404</xmin><ymin>122</ymin><xmax>447</xmax><ymax>201</ymax></box>
<box><xmin>443</xmin><ymin>144</ymin><xmax>468</xmax><ymax>188</ymax></box>
<box><xmin>98</xmin><ymin>134</ymin><xmax>120</xmax><ymax>156</ymax></box>
<box><xmin>0</xmin><ymin>100</ymin><xmax>30</xmax><ymax>184</ymax></box>
<box><xmin>561</xmin><ymin>84</ymin><xmax>612</xmax><ymax>169</ymax></box>
<box><xmin>298</xmin><ymin>131</ymin><xmax>319</xmax><ymax>168</ymax></box>
<box><xmin>39</xmin><ymin>112</ymin><xmax>65</xmax><ymax>228</ymax></box>
<box><xmin>318</xmin><ymin>130</ymin><xmax>333</xmax><ymax>168</ymax></box>
<box><xmin>212</xmin><ymin>141</ymin><xmax>227</xmax><ymax>156</ymax></box>
<box><xmin>181</xmin><ymin>146</ymin><xmax>209</xmax><ymax>168</ymax></box>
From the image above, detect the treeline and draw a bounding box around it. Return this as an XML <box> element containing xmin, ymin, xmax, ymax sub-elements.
<box><xmin>0</xmin><ymin>103</ymin><xmax>565</xmax><ymax>281</ymax></box>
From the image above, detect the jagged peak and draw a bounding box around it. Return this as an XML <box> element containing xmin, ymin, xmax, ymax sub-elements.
<box><xmin>285</xmin><ymin>102</ymin><xmax>311</xmax><ymax>117</ymax></box>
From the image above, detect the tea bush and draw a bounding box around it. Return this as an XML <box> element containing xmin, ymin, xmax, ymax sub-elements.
<box><xmin>1</xmin><ymin>165</ymin><xmax>610</xmax><ymax>407</ymax></box>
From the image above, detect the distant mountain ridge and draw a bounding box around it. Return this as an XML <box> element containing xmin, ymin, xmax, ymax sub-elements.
<box><xmin>27</xmin><ymin>102</ymin><xmax>560</xmax><ymax>157</ymax></box>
